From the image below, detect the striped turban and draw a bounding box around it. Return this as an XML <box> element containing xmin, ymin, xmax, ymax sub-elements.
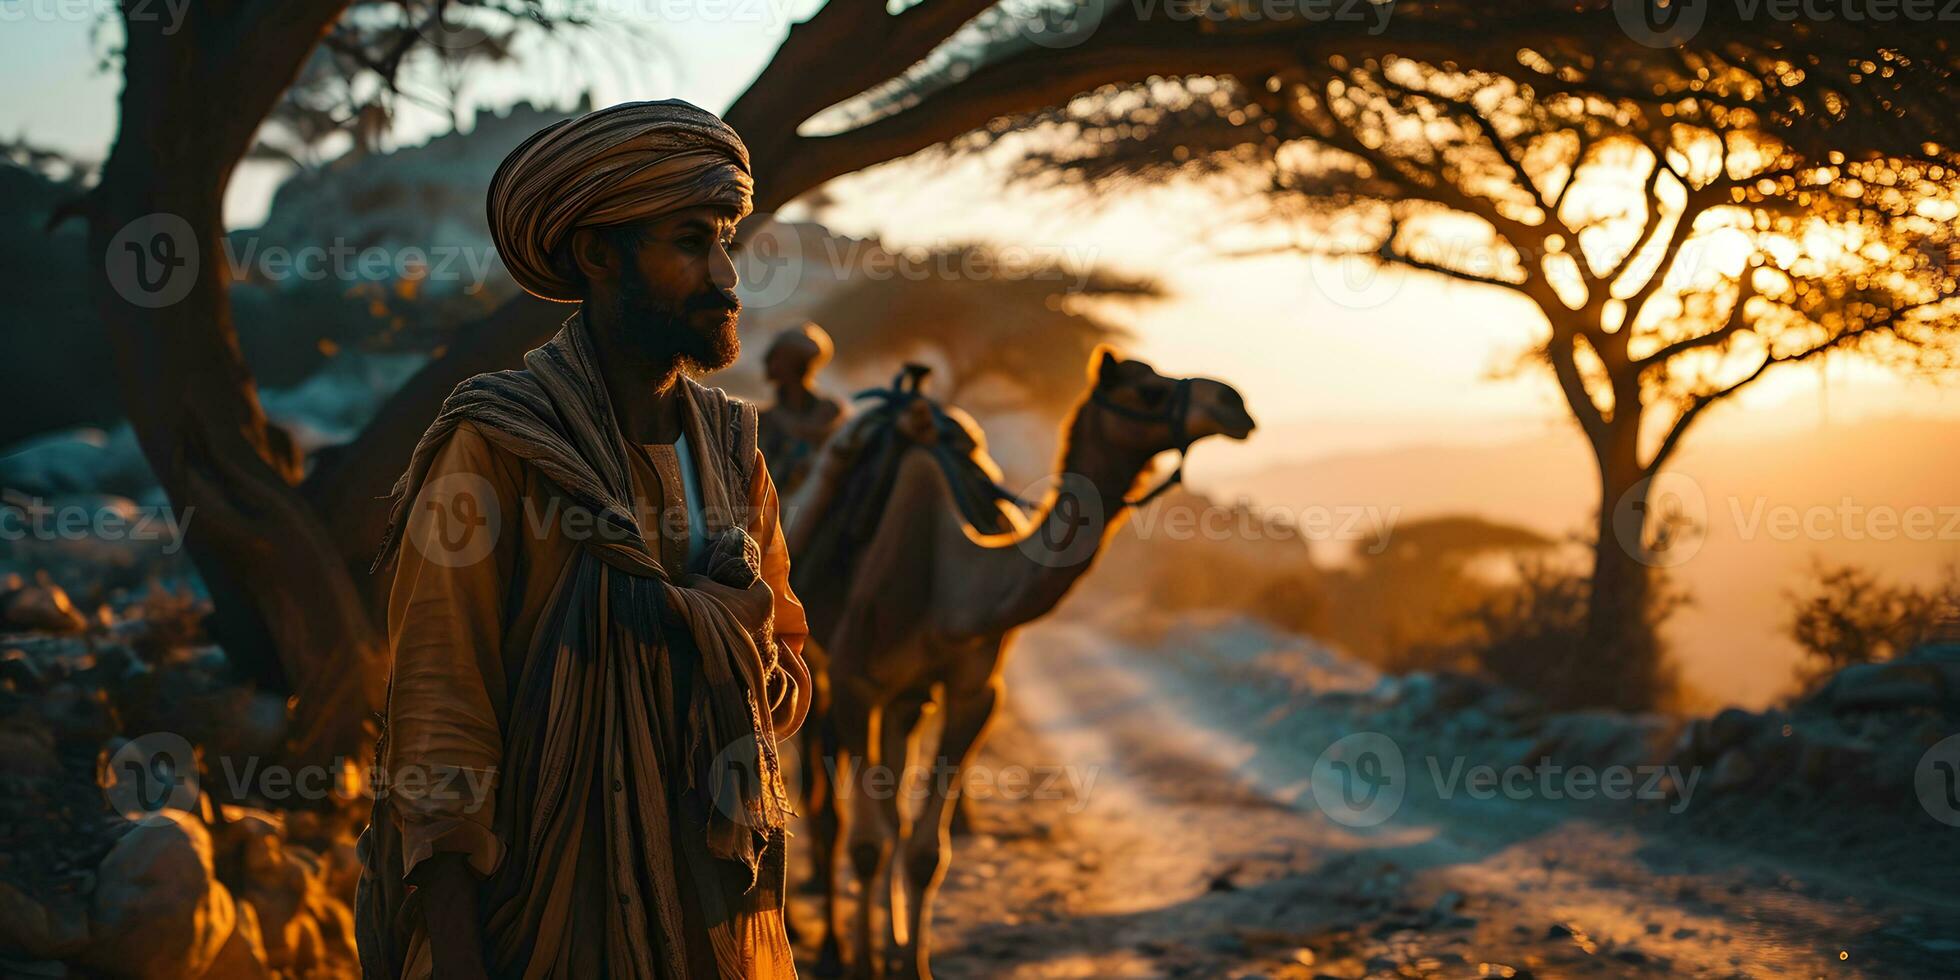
<box><xmin>487</xmin><ymin>99</ymin><xmax>754</xmax><ymax>302</ymax></box>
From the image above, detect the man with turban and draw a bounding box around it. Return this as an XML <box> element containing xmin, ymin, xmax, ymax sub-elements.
<box><xmin>757</xmin><ymin>322</ymin><xmax>845</xmax><ymax>495</ymax></box>
<box><xmin>355</xmin><ymin>100</ymin><xmax>811</xmax><ymax>979</ymax></box>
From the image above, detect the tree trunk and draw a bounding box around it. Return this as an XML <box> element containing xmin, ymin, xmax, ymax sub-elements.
<box><xmin>1583</xmin><ymin>453</ymin><xmax>1662</xmax><ymax>710</ymax></box>
<box><xmin>79</xmin><ymin>1</ymin><xmax>383</xmax><ymax>772</ymax></box>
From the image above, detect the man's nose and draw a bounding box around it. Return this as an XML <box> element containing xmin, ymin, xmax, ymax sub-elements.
<box><xmin>710</xmin><ymin>240</ymin><xmax>739</xmax><ymax>293</ymax></box>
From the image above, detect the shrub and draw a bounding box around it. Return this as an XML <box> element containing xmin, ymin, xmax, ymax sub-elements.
<box><xmin>1786</xmin><ymin>562</ymin><xmax>1960</xmax><ymax>690</ymax></box>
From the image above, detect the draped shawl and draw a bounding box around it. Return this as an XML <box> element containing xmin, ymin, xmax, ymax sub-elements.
<box><xmin>356</xmin><ymin>313</ymin><xmax>793</xmax><ymax>978</ymax></box>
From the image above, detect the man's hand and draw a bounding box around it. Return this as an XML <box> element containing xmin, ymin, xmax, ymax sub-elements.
<box><xmin>412</xmin><ymin>853</ymin><xmax>489</xmax><ymax>980</ymax></box>
<box><xmin>680</xmin><ymin>573</ymin><xmax>774</xmax><ymax>642</ymax></box>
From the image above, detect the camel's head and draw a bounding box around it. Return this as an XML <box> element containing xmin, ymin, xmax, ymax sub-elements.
<box><xmin>1082</xmin><ymin>347</ymin><xmax>1255</xmax><ymax>453</ymax></box>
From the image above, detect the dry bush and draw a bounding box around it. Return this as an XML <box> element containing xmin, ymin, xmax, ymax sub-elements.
<box><xmin>1450</xmin><ymin>560</ymin><xmax>1681</xmax><ymax>711</ymax></box>
<box><xmin>1786</xmin><ymin>562</ymin><xmax>1960</xmax><ymax>690</ymax></box>
<box><xmin>1082</xmin><ymin>489</ymin><xmax>1325</xmax><ymax>636</ymax></box>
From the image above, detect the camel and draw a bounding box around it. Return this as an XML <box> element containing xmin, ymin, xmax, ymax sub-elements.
<box><xmin>781</xmin><ymin>347</ymin><xmax>1255</xmax><ymax>979</ymax></box>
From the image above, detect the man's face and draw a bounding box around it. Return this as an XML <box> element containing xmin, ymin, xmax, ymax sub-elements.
<box><xmin>606</xmin><ymin>204</ymin><xmax>743</xmax><ymax>373</ymax></box>
<box><xmin>764</xmin><ymin>343</ymin><xmax>810</xmax><ymax>387</ymax></box>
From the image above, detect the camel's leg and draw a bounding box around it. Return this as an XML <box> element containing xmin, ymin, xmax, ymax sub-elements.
<box><xmin>800</xmin><ymin>639</ymin><xmax>836</xmax><ymax>893</ymax></box>
<box><xmin>878</xmin><ymin>688</ymin><xmax>932</xmax><ymax>964</ymax></box>
<box><xmin>947</xmin><ymin>794</ymin><xmax>977</xmax><ymax>837</ymax></box>
<box><xmin>788</xmin><ymin>644</ymin><xmax>833</xmax><ymax>954</ymax></box>
<box><xmin>836</xmin><ymin>688</ymin><xmax>890</xmax><ymax>980</ymax></box>
<box><xmin>809</xmin><ymin>706</ymin><xmax>846</xmax><ymax>975</ymax></box>
<box><xmin>896</xmin><ymin>673</ymin><xmax>1002</xmax><ymax>980</ymax></box>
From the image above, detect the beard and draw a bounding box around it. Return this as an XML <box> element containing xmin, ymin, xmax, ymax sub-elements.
<box><xmin>610</xmin><ymin>264</ymin><xmax>742</xmax><ymax>374</ymax></box>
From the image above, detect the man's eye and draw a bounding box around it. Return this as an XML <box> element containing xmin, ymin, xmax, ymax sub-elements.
<box><xmin>722</xmin><ymin>237</ymin><xmax>741</xmax><ymax>253</ymax></box>
<box><xmin>677</xmin><ymin>236</ymin><xmax>704</xmax><ymax>252</ymax></box>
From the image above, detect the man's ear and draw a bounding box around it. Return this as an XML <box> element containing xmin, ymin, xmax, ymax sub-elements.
<box><xmin>567</xmin><ymin>228</ymin><xmax>618</xmax><ymax>284</ymax></box>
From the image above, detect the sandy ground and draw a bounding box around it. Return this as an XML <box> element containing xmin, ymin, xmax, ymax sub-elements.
<box><xmin>785</xmin><ymin>613</ymin><xmax>1959</xmax><ymax>979</ymax></box>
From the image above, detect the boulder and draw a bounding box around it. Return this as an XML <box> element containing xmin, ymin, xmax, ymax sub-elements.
<box><xmin>1816</xmin><ymin>661</ymin><xmax>1947</xmax><ymax>713</ymax></box>
<box><xmin>1</xmin><ymin>647</ymin><xmax>44</xmax><ymax>690</ymax></box>
<box><xmin>1707</xmin><ymin>747</ymin><xmax>1758</xmax><ymax>793</ymax></box>
<box><xmin>1525</xmin><ymin>710</ymin><xmax>1678</xmax><ymax>771</ymax></box>
<box><xmin>201</xmin><ymin>900</ymin><xmax>273</xmax><ymax>980</ymax></box>
<box><xmin>1</xmin><ymin>579</ymin><xmax>88</xmax><ymax>634</ymax></box>
<box><xmin>0</xmin><ymin>880</ymin><xmax>90</xmax><ymax>960</ymax></box>
<box><xmin>80</xmin><ymin>811</ymin><xmax>238</xmax><ymax>979</ymax></box>
<box><xmin>0</xmin><ymin>723</ymin><xmax>60</xmax><ymax>781</ymax></box>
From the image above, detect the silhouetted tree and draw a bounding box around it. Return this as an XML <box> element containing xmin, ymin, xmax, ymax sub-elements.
<box><xmin>995</xmin><ymin>14</ymin><xmax>1960</xmax><ymax>707</ymax></box>
<box><xmin>810</xmin><ymin>242</ymin><xmax>1154</xmax><ymax>416</ymax></box>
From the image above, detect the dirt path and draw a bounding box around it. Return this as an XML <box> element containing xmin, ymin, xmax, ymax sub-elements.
<box><xmin>788</xmin><ymin>615</ymin><xmax>1957</xmax><ymax>978</ymax></box>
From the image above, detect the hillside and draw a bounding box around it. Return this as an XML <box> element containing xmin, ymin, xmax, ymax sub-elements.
<box><xmin>1227</xmin><ymin>417</ymin><xmax>1960</xmax><ymax>708</ymax></box>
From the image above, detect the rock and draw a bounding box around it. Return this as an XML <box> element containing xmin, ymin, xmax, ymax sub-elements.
<box><xmin>0</xmin><ymin>427</ymin><xmax>149</xmax><ymax>499</ymax></box>
<box><xmin>1707</xmin><ymin>708</ymin><xmax>1759</xmax><ymax>751</ymax></box>
<box><xmin>1525</xmin><ymin>711</ymin><xmax>1678</xmax><ymax>771</ymax></box>
<box><xmin>1207</xmin><ymin>868</ymin><xmax>1240</xmax><ymax>892</ymax></box>
<box><xmin>1</xmin><ymin>647</ymin><xmax>44</xmax><ymax>690</ymax></box>
<box><xmin>1708</xmin><ymin>748</ymin><xmax>1758</xmax><ymax>792</ymax></box>
<box><xmin>0</xmin><ymin>724</ymin><xmax>60</xmax><ymax>781</ymax></box>
<box><xmin>1798</xmin><ymin>739</ymin><xmax>1876</xmax><ymax>790</ymax></box>
<box><xmin>80</xmin><ymin>811</ymin><xmax>239</xmax><ymax>979</ymax></box>
<box><xmin>1815</xmin><ymin>661</ymin><xmax>1948</xmax><ymax>713</ymax></box>
<box><xmin>0</xmin><ymin>880</ymin><xmax>90</xmax><ymax>960</ymax></box>
<box><xmin>2</xmin><ymin>579</ymin><xmax>89</xmax><ymax>634</ymax></box>
<box><xmin>37</xmin><ymin>682</ymin><xmax>119</xmax><ymax>744</ymax></box>
<box><xmin>1611</xmin><ymin>945</ymin><xmax>1673</xmax><ymax>971</ymax></box>
<box><xmin>202</xmin><ymin>900</ymin><xmax>273</xmax><ymax>979</ymax></box>
<box><xmin>1203</xmin><ymin>933</ymin><xmax>1248</xmax><ymax>955</ymax></box>
<box><xmin>1482</xmin><ymin>687</ymin><xmax>1542</xmax><ymax>721</ymax></box>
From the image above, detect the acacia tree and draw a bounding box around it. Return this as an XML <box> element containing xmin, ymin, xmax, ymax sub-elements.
<box><xmin>1007</xmin><ymin>28</ymin><xmax>1960</xmax><ymax>706</ymax></box>
<box><xmin>64</xmin><ymin>0</ymin><xmax>1446</xmax><ymax>766</ymax></box>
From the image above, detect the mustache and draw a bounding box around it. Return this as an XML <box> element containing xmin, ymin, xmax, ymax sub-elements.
<box><xmin>684</xmin><ymin>289</ymin><xmax>740</xmax><ymax>317</ymax></box>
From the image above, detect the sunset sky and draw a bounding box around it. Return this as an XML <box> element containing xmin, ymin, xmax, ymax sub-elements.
<box><xmin>10</xmin><ymin>8</ymin><xmax>1956</xmax><ymax>485</ymax></box>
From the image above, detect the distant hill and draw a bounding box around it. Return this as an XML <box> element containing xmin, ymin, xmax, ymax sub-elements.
<box><xmin>246</xmin><ymin>99</ymin><xmax>580</xmax><ymax>267</ymax></box>
<box><xmin>1228</xmin><ymin>417</ymin><xmax>1960</xmax><ymax>709</ymax></box>
<box><xmin>0</xmin><ymin>102</ymin><xmax>582</xmax><ymax>447</ymax></box>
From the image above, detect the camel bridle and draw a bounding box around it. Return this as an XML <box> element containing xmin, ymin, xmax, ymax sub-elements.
<box><xmin>1087</xmin><ymin>376</ymin><xmax>1194</xmax><ymax>510</ymax></box>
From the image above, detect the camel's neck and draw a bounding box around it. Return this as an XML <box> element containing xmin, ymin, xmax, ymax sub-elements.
<box><xmin>976</xmin><ymin>409</ymin><xmax>1159</xmax><ymax>633</ymax></box>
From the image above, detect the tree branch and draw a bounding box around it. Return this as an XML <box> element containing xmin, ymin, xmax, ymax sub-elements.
<box><xmin>1637</xmin><ymin>266</ymin><xmax>1758</xmax><ymax>369</ymax></box>
<box><xmin>750</xmin><ymin>18</ymin><xmax>1303</xmax><ymax>211</ymax></box>
<box><xmin>1645</xmin><ymin>296</ymin><xmax>1948</xmax><ymax>470</ymax></box>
